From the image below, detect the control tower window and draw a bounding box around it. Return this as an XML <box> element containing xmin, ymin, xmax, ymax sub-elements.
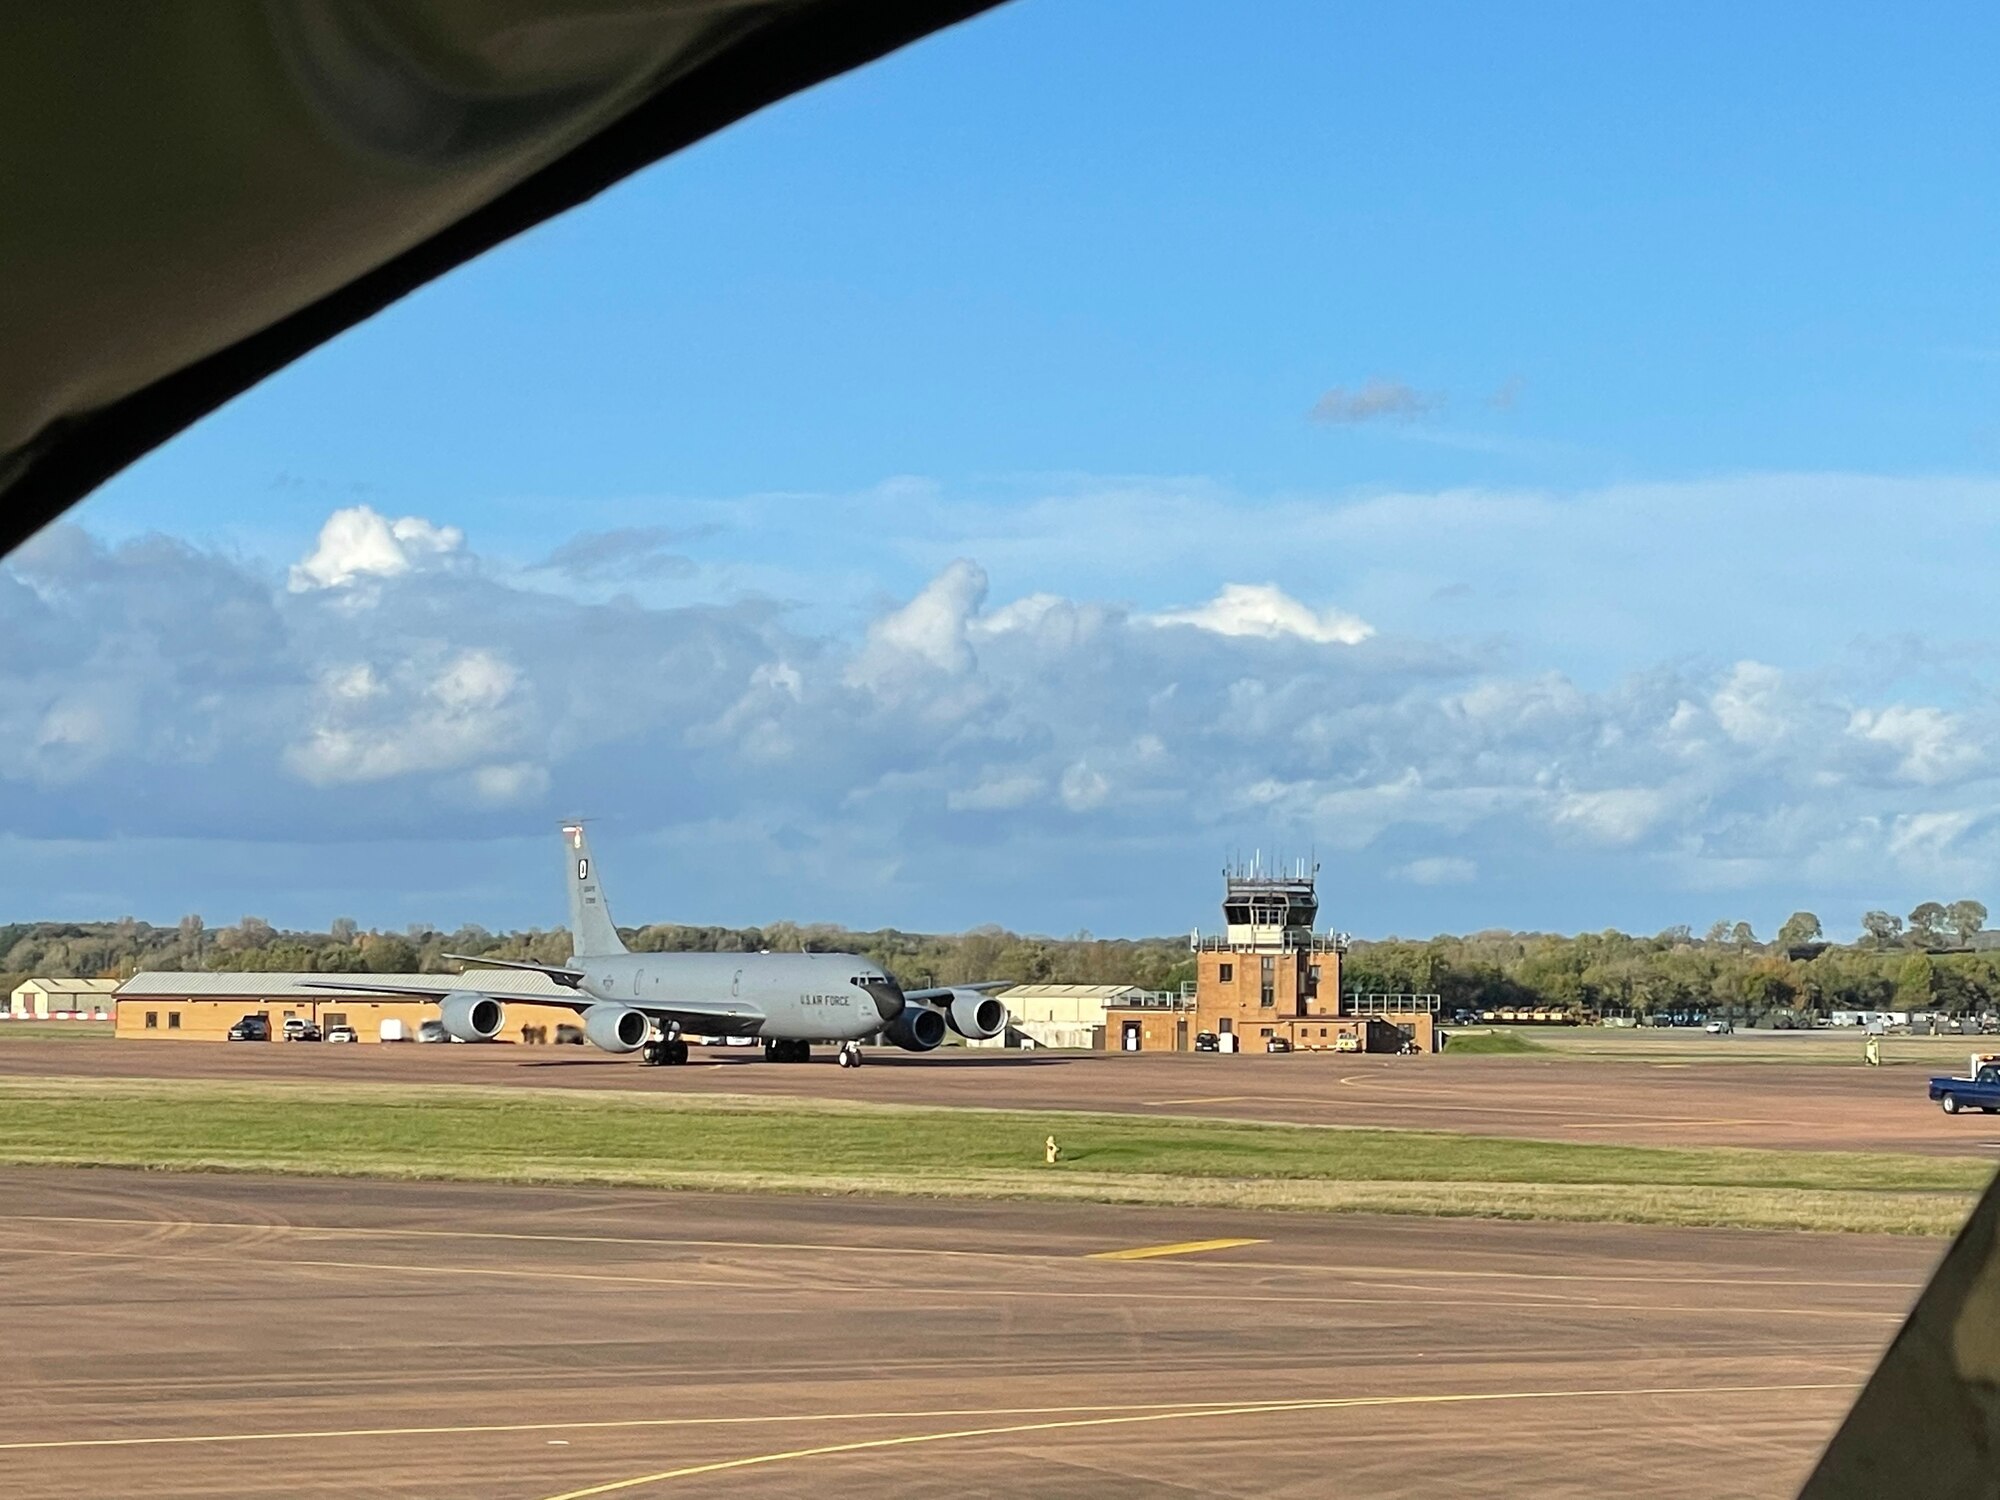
<box><xmin>1260</xmin><ymin>955</ymin><xmax>1275</xmax><ymax>1007</ymax></box>
<box><xmin>1219</xmin><ymin>963</ymin><xmax>1233</xmax><ymax>983</ymax></box>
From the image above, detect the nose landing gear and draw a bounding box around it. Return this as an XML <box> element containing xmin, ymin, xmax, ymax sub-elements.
<box><xmin>837</xmin><ymin>1041</ymin><xmax>864</xmax><ymax>1069</ymax></box>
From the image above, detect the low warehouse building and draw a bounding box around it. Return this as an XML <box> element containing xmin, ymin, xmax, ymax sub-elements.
<box><xmin>114</xmin><ymin>971</ymin><xmax>584</xmax><ymax>1043</ymax></box>
<box><xmin>7</xmin><ymin>977</ymin><xmax>119</xmax><ymax>1019</ymax></box>
<box><xmin>981</xmin><ymin>983</ymin><xmax>1149</xmax><ymax>1049</ymax></box>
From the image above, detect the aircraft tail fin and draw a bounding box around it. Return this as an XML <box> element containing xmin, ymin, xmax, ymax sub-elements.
<box><xmin>562</xmin><ymin>823</ymin><xmax>629</xmax><ymax>958</ymax></box>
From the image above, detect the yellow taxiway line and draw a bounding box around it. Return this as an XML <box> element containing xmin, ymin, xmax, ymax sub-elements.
<box><xmin>1087</xmin><ymin>1237</ymin><xmax>1266</xmax><ymax>1260</ymax></box>
<box><xmin>531</xmin><ymin>1382</ymin><xmax>1859</xmax><ymax>1499</ymax></box>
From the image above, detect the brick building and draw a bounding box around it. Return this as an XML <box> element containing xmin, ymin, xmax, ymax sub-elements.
<box><xmin>1102</xmin><ymin>862</ymin><xmax>1436</xmax><ymax>1054</ymax></box>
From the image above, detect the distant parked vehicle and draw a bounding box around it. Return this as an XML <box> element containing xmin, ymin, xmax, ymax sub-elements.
<box><xmin>417</xmin><ymin>1019</ymin><xmax>449</xmax><ymax>1043</ymax></box>
<box><xmin>282</xmin><ymin>1017</ymin><xmax>321</xmax><ymax>1042</ymax></box>
<box><xmin>1705</xmin><ymin>1019</ymin><xmax>1733</xmax><ymax>1035</ymax></box>
<box><xmin>1265</xmin><ymin>1036</ymin><xmax>1292</xmax><ymax>1053</ymax></box>
<box><xmin>225</xmin><ymin>1015</ymin><xmax>270</xmax><ymax>1042</ymax></box>
<box><xmin>325</xmin><ymin>1025</ymin><xmax>358</xmax><ymax>1044</ymax></box>
<box><xmin>1193</xmin><ymin>1031</ymin><xmax>1220</xmax><ymax>1053</ymax></box>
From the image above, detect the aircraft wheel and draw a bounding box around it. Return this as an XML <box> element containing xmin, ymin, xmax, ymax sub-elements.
<box><xmin>640</xmin><ymin>1042</ymin><xmax>663</xmax><ymax>1066</ymax></box>
<box><xmin>668</xmin><ymin>1040</ymin><xmax>689</xmax><ymax>1065</ymax></box>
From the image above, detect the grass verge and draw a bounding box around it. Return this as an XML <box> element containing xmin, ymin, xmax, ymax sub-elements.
<box><xmin>0</xmin><ymin>1022</ymin><xmax>114</xmax><ymax>1042</ymax></box>
<box><xmin>1440</xmin><ymin>1029</ymin><xmax>1550</xmax><ymax>1055</ymax></box>
<box><xmin>0</xmin><ymin>1076</ymin><xmax>1985</xmax><ymax>1236</ymax></box>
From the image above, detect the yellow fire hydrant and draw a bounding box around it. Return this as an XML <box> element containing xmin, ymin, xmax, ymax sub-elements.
<box><xmin>1045</xmin><ymin>1134</ymin><xmax>1061</xmax><ymax>1164</ymax></box>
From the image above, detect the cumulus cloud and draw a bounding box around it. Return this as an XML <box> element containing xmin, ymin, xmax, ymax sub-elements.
<box><xmin>1144</xmin><ymin>583</ymin><xmax>1373</xmax><ymax>646</ymax></box>
<box><xmin>1309</xmin><ymin>378</ymin><xmax>1440</xmax><ymax>425</ymax></box>
<box><xmin>15</xmin><ymin>496</ymin><xmax>2000</xmax><ymax>934</ymax></box>
<box><xmin>288</xmin><ymin>506</ymin><xmax>464</xmax><ymax>591</ymax></box>
<box><xmin>846</xmin><ymin>558</ymin><xmax>987</xmax><ymax>689</ymax></box>
<box><xmin>1848</xmin><ymin>705</ymin><xmax>1984</xmax><ymax>786</ymax></box>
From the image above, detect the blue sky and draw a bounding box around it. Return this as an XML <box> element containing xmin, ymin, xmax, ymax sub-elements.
<box><xmin>13</xmin><ymin>0</ymin><xmax>2000</xmax><ymax>940</ymax></box>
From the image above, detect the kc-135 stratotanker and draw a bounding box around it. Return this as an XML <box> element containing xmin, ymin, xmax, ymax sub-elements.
<box><xmin>308</xmin><ymin>824</ymin><xmax>1009</xmax><ymax>1068</ymax></box>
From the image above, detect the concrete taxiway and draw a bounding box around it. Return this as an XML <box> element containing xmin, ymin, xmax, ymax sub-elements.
<box><xmin>0</xmin><ymin>1168</ymin><xmax>1935</xmax><ymax>1498</ymax></box>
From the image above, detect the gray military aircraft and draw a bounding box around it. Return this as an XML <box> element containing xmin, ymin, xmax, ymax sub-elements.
<box><xmin>310</xmin><ymin>824</ymin><xmax>1008</xmax><ymax>1068</ymax></box>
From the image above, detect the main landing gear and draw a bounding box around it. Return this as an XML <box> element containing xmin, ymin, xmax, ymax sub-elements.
<box><xmin>763</xmin><ymin>1039</ymin><xmax>815</xmax><ymax>1064</ymax></box>
<box><xmin>640</xmin><ymin>1038</ymin><xmax>688</xmax><ymax>1066</ymax></box>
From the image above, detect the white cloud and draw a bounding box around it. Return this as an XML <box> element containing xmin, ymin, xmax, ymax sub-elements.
<box><xmin>1058</xmin><ymin>761</ymin><xmax>1110</xmax><ymax>812</ymax></box>
<box><xmin>1396</xmin><ymin>856</ymin><xmax>1478</xmax><ymax>886</ymax></box>
<box><xmin>1553</xmin><ymin>787</ymin><xmax>1671</xmax><ymax>846</ymax></box>
<box><xmin>847</xmin><ymin>558</ymin><xmax>987</xmax><ymax>689</ymax></box>
<box><xmin>18</xmin><ymin>494</ymin><xmax>2000</xmax><ymax>935</ymax></box>
<box><xmin>947</xmin><ymin>772</ymin><xmax>1044</xmax><ymax>812</ymax></box>
<box><xmin>1849</xmin><ymin>705</ymin><xmax>1984</xmax><ymax>786</ymax></box>
<box><xmin>1144</xmin><ymin>583</ymin><xmax>1373</xmax><ymax>646</ymax></box>
<box><xmin>289</xmin><ymin>506</ymin><xmax>464</xmax><ymax>592</ymax></box>
<box><xmin>284</xmin><ymin>648</ymin><xmax>528</xmax><ymax>786</ymax></box>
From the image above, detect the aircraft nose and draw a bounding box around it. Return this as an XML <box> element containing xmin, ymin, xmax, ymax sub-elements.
<box><xmin>861</xmin><ymin>977</ymin><xmax>906</xmax><ymax>1022</ymax></box>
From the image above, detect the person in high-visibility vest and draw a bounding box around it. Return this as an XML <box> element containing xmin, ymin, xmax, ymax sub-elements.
<box><xmin>1045</xmin><ymin>1135</ymin><xmax>1061</xmax><ymax>1164</ymax></box>
<box><xmin>1864</xmin><ymin>1033</ymin><xmax>1881</xmax><ymax>1067</ymax></box>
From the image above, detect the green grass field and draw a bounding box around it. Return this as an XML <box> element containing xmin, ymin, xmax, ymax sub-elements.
<box><xmin>1461</xmin><ymin>1026</ymin><xmax>1988</xmax><ymax>1066</ymax></box>
<box><xmin>0</xmin><ymin>1021</ymin><xmax>114</xmax><ymax>1041</ymax></box>
<box><xmin>0</xmin><ymin>1076</ymin><xmax>1984</xmax><ymax>1236</ymax></box>
<box><xmin>1439</xmin><ymin>1029</ymin><xmax>1549</xmax><ymax>1055</ymax></box>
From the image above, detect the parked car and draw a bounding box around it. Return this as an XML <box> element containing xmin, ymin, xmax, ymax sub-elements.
<box><xmin>1265</xmin><ymin>1036</ymin><xmax>1292</xmax><ymax>1053</ymax></box>
<box><xmin>325</xmin><ymin>1024</ymin><xmax>358</xmax><ymax>1044</ymax></box>
<box><xmin>1705</xmin><ymin>1019</ymin><xmax>1733</xmax><ymax>1035</ymax></box>
<box><xmin>282</xmin><ymin>1016</ymin><xmax>321</xmax><ymax>1042</ymax></box>
<box><xmin>1193</xmin><ymin>1030</ymin><xmax>1220</xmax><ymax>1053</ymax></box>
<box><xmin>417</xmin><ymin>1019</ymin><xmax>449</xmax><ymax>1043</ymax></box>
<box><xmin>225</xmin><ymin>1015</ymin><xmax>270</xmax><ymax>1042</ymax></box>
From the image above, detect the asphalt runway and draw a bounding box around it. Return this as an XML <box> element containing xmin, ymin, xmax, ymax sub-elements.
<box><xmin>0</xmin><ymin>1167</ymin><xmax>1933</xmax><ymax>1499</ymax></box>
<box><xmin>1</xmin><ymin>1039</ymin><xmax>1986</xmax><ymax>1156</ymax></box>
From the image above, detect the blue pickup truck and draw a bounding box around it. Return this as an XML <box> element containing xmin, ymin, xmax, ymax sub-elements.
<box><xmin>1930</xmin><ymin>1065</ymin><xmax>2000</xmax><ymax>1114</ymax></box>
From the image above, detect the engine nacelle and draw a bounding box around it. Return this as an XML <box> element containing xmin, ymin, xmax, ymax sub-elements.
<box><xmin>944</xmin><ymin>990</ymin><xmax>1009</xmax><ymax>1040</ymax></box>
<box><xmin>581</xmin><ymin>1002</ymin><xmax>649</xmax><ymax>1053</ymax></box>
<box><xmin>438</xmin><ymin>993</ymin><xmax>504</xmax><ymax>1042</ymax></box>
<box><xmin>883</xmin><ymin>1005</ymin><xmax>947</xmax><ymax>1052</ymax></box>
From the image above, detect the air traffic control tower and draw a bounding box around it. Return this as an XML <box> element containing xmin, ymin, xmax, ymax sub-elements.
<box><xmin>1183</xmin><ymin>860</ymin><xmax>1438</xmax><ymax>1052</ymax></box>
<box><xmin>1192</xmin><ymin>859</ymin><xmax>1348</xmax><ymax>1045</ymax></box>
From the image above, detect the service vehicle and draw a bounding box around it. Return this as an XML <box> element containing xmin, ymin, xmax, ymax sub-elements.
<box><xmin>225</xmin><ymin>1015</ymin><xmax>269</xmax><ymax>1042</ymax></box>
<box><xmin>1265</xmin><ymin>1036</ymin><xmax>1291</xmax><ymax>1053</ymax></box>
<box><xmin>282</xmin><ymin>1016</ymin><xmax>321</xmax><ymax>1042</ymax></box>
<box><xmin>325</xmin><ymin>1025</ymin><xmax>358</xmax><ymax>1044</ymax></box>
<box><xmin>1929</xmin><ymin>1060</ymin><xmax>2000</xmax><ymax>1115</ymax></box>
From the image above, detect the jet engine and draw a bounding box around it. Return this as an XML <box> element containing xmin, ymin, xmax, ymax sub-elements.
<box><xmin>581</xmin><ymin>1002</ymin><xmax>649</xmax><ymax>1053</ymax></box>
<box><xmin>943</xmin><ymin>989</ymin><xmax>1009</xmax><ymax>1040</ymax></box>
<box><xmin>883</xmin><ymin>1004</ymin><xmax>947</xmax><ymax>1052</ymax></box>
<box><xmin>438</xmin><ymin>993</ymin><xmax>504</xmax><ymax>1042</ymax></box>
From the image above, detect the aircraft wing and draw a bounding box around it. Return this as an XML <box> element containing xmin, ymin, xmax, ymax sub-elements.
<box><xmin>303</xmin><ymin>978</ymin><xmax>578</xmax><ymax>1007</ymax></box>
<box><xmin>302</xmin><ymin>977</ymin><xmax>764</xmax><ymax>1027</ymax></box>
<box><xmin>902</xmin><ymin>980</ymin><xmax>1010</xmax><ymax>1004</ymax></box>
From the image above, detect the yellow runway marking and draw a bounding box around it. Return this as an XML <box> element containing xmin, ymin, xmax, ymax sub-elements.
<box><xmin>0</xmin><ymin>1246</ymin><xmax>1905</xmax><ymax>1320</ymax></box>
<box><xmin>531</xmin><ymin>1382</ymin><xmax>1858</xmax><ymax>1499</ymax></box>
<box><xmin>1087</xmin><ymin>1237</ymin><xmax>1266</xmax><ymax>1261</ymax></box>
<box><xmin>0</xmin><ymin>1218</ymin><xmax>1923</xmax><ymax>1292</ymax></box>
<box><xmin>0</xmin><ymin>1245</ymin><xmax>764</xmax><ymax>1291</ymax></box>
<box><xmin>1144</xmin><ymin>1095</ymin><xmax>1256</xmax><ymax>1105</ymax></box>
<box><xmin>0</xmin><ymin>1398</ymin><xmax>1361</xmax><ymax>1454</ymax></box>
<box><xmin>0</xmin><ymin>1214</ymin><xmax>1054</xmax><ymax>1264</ymax></box>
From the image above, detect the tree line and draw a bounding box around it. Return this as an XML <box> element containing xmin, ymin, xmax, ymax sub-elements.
<box><xmin>5</xmin><ymin>898</ymin><xmax>1999</xmax><ymax>1022</ymax></box>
